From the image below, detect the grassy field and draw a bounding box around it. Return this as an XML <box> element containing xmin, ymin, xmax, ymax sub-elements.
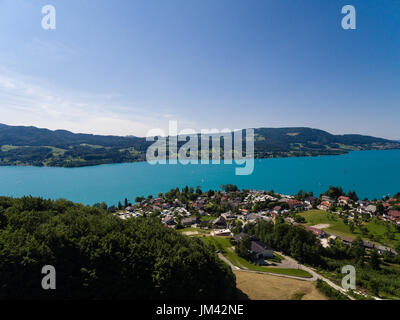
<box><xmin>234</xmin><ymin>271</ymin><xmax>326</xmax><ymax>300</ymax></box>
<box><xmin>299</xmin><ymin>210</ymin><xmax>400</xmax><ymax>247</ymax></box>
<box><xmin>177</xmin><ymin>227</ymin><xmax>210</xmax><ymax>234</ymax></box>
<box><xmin>199</xmin><ymin>215</ymin><xmax>218</xmax><ymax>222</ymax></box>
<box><xmin>199</xmin><ymin>236</ymin><xmax>312</xmax><ymax>278</ymax></box>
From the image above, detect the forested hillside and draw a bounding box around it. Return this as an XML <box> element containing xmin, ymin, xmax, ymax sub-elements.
<box><xmin>0</xmin><ymin>196</ymin><xmax>236</xmax><ymax>299</ymax></box>
<box><xmin>0</xmin><ymin>123</ymin><xmax>398</xmax><ymax>167</ymax></box>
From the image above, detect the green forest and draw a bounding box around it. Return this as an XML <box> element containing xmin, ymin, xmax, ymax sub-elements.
<box><xmin>1</xmin><ymin>123</ymin><xmax>398</xmax><ymax>167</ymax></box>
<box><xmin>0</xmin><ymin>196</ymin><xmax>236</xmax><ymax>299</ymax></box>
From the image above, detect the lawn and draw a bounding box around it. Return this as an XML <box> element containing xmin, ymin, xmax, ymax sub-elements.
<box><xmin>299</xmin><ymin>210</ymin><xmax>351</xmax><ymax>236</ymax></box>
<box><xmin>177</xmin><ymin>227</ymin><xmax>210</xmax><ymax>234</ymax></box>
<box><xmin>199</xmin><ymin>215</ymin><xmax>218</xmax><ymax>222</ymax></box>
<box><xmin>298</xmin><ymin>210</ymin><xmax>400</xmax><ymax>248</ymax></box>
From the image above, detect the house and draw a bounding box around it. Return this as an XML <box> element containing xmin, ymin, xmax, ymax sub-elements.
<box><xmin>234</xmin><ymin>233</ymin><xmax>275</xmax><ymax>261</ymax></box>
<box><xmin>357</xmin><ymin>200</ymin><xmax>369</xmax><ymax>208</ymax></box>
<box><xmin>376</xmin><ymin>245</ymin><xmax>398</xmax><ymax>256</ymax></box>
<box><xmin>341</xmin><ymin>236</ymin><xmax>354</xmax><ymax>245</ymax></box>
<box><xmin>250</xmin><ymin>240</ymin><xmax>274</xmax><ymax>260</ymax></box>
<box><xmin>262</xmin><ymin>216</ymin><xmax>273</xmax><ymax>223</ymax></box>
<box><xmin>304</xmin><ymin>196</ymin><xmax>317</xmax><ymax>205</ymax></box>
<box><xmin>304</xmin><ymin>226</ymin><xmax>326</xmax><ymax>238</ymax></box>
<box><xmin>321</xmin><ymin>196</ymin><xmax>333</xmax><ymax>203</ymax></box>
<box><xmin>125</xmin><ymin>206</ymin><xmax>134</xmax><ymax>212</ymax></box>
<box><xmin>287</xmin><ymin>199</ymin><xmax>304</xmax><ymax>209</ymax></box>
<box><xmin>272</xmin><ymin>206</ymin><xmax>282</xmax><ymax>214</ymax></box>
<box><xmin>212</xmin><ymin>216</ymin><xmax>227</xmax><ymax>229</ymax></box>
<box><xmin>388</xmin><ymin>210</ymin><xmax>400</xmax><ymax>220</ymax></box>
<box><xmin>318</xmin><ymin>201</ymin><xmax>332</xmax><ymax>211</ymax></box>
<box><xmin>362</xmin><ymin>241</ymin><xmax>374</xmax><ymax>250</ymax></box>
<box><xmin>364</xmin><ymin>205</ymin><xmax>377</xmax><ymax>216</ymax></box>
<box><xmin>382</xmin><ymin>202</ymin><xmax>392</xmax><ymax>210</ymax></box>
<box><xmin>162</xmin><ymin>203</ymin><xmax>171</xmax><ymax>209</ymax></box>
<box><xmin>338</xmin><ymin>196</ymin><xmax>351</xmax><ymax>205</ymax></box>
<box><xmin>181</xmin><ymin>216</ymin><xmax>199</xmax><ymax>226</ymax></box>
<box><xmin>234</xmin><ymin>232</ymin><xmax>245</xmax><ymax>242</ymax></box>
<box><xmin>162</xmin><ymin>215</ymin><xmax>175</xmax><ymax>226</ymax></box>
<box><xmin>211</xmin><ymin>229</ymin><xmax>232</xmax><ymax>237</ymax></box>
<box><xmin>245</xmin><ymin>213</ymin><xmax>262</xmax><ymax>223</ymax></box>
<box><xmin>221</xmin><ymin>211</ymin><xmax>237</xmax><ymax>220</ymax></box>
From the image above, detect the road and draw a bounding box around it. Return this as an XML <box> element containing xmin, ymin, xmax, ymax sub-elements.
<box><xmin>275</xmin><ymin>252</ymin><xmax>355</xmax><ymax>300</ymax></box>
<box><xmin>218</xmin><ymin>251</ymin><xmax>356</xmax><ymax>300</ymax></box>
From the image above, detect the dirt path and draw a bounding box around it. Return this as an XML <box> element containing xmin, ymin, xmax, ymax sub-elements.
<box><xmin>311</xmin><ymin>224</ymin><xmax>331</xmax><ymax>229</ymax></box>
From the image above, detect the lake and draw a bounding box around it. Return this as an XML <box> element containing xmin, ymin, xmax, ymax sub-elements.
<box><xmin>0</xmin><ymin>149</ymin><xmax>399</xmax><ymax>205</ymax></box>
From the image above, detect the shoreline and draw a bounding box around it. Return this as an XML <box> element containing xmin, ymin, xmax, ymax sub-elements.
<box><xmin>1</xmin><ymin>147</ymin><xmax>399</xmax><ymax>169</ymax></box>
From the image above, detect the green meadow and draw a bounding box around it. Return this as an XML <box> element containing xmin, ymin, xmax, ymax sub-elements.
<box><xmin>299</xmin><ymin>210</ymin><xmax>400</xmax><ymax>248</ymax></box>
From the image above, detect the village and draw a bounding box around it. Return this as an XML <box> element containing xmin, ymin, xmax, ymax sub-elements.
<box><xmin>116</xmin><ymin>185</ymin><xmax>400</xmax><ymax>258</ymax></box>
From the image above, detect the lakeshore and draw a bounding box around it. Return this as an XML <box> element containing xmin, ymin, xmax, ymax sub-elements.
<box><xmin>0</xmin><ymin>150</ymin><xmax>399</xmax><ymax>206</ymax></box>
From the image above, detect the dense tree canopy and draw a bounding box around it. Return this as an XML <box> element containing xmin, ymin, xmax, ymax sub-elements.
<box><xmin>0</xmin><ymin>196</ymin><xmax>236</xmax><ymax>299</ymax></box>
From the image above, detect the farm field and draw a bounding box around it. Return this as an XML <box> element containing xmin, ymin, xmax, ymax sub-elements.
<box><xmin>298</xmin><ymin>210</ymin><xmax>400</xmax><ymax>247</ymax></box>
<box><xmin>234</xmin><ymin>271</ymin><xmax>327</xmax><ymax>300</ymax></box>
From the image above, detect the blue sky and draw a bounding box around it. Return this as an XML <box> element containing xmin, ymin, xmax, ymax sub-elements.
<box><xmin>0</xmin><ymin>0</ymin><xmax>399</xmax><ymax>139</ymax></box>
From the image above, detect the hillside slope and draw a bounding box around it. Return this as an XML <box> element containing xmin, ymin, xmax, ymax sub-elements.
<box><xmin>0</xmin><ymin>123</ymin><xmax>398</xmax><ymax>167</ymax></box>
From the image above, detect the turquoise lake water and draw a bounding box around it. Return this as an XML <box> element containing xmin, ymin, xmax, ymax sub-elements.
<box><xmin>0</xmin><ymin>150</ymin><xmax>399</xmax><ymax>205</ymax></box>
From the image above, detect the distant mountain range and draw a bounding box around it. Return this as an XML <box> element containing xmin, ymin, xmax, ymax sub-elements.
<box><xmin>0</xmin><ymin>123</ymin><xmax>399</xmax><ymax>167</ymax></box>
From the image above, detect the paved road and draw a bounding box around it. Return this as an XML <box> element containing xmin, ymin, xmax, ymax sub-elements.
<box><xmin>273</xmin><ymin>252</ymin><xmax>356</xmax><ymax>300</ymax></box>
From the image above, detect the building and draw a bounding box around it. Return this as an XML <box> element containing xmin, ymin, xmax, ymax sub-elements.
<box><xmin>304</xmin><ymin>226</ymin><xmax>326</xmax><ymax>238</ymax></box>
<box><xmin>234</xmin><ymin>232</ymin><xmax>252</xmax><ymax>242</ymax></box>
<box><xmin>212</xmin><ymin>216</ymin><xmax>227</xmax><ymax>229</ymax></box>
<box><xmin>376</xmin><ymin>245</ymin><xmax>398</xmax><ymax>256</ymax></box>
<box><xmin>318</xmin><ymin>201</ymin><xmax>332</xmax><ymax>211</ymax></box>
<box><xmin>388</xmin><ymin>210</ymin><xmax>400</xmax><ymax>220</ymax></box>
<box><xmin>211</xmin><ymin>229</ymin><xmax>232</xmax><ymax>237</ymax></box>
<box><xmin>364</xmin><ymin>205</ymin><xmax>377</xmax><ymax>215</ymax></box>
<box><xmin>341</xmin><ymin>237</ymin><xmax>354</xmax><ymax>246</ymax></box>
<box><xmin>338</xmin><ymin>196</ymin><xmax>351</xmax><ymax>205</ymax></box>
<box><xmin>234</xmin><ymin>233</ymin><xmax>274</xmax><ymax>261</ymax></box>
<box><xmin>362</xmin><ymin>241</ymin><xmax>375</xmax><ymax>250</ymax></box>
<box><xmin>181</xmin><ymin>216</ymin><xmax>199</xmax><ymax>226</ymax></box>
<box><xmin>250</xmin><ymin>240</ymin><xmax>274</xmax><ymax>260</ymax></box>
<box><xmin>221</xmin><ymin>211</ymin><xmax>236</xmax><ymax>220</ymax></box>
<box><xmin>162</xmin><ymin>215</ymin><xmax>175</xmax><ymax>226</ymax></box>
<box><xmin>245</xmin><ymin>213</ymin><xmax>262</xmax><ymax>223</ymax></box>
<box><xmin>287</xmin><ymin>199</ymin><xmax>304</xmax><ymax>209</ymax></box>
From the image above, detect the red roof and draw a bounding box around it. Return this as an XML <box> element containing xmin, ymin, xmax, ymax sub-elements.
<box><xmin>304</xmin><ymin>226</ymin><xmax>324</xmax><ymax>236</ymax></box>
<box><xmin>321</xmin><ymin>201</ymin><xmax>332</xmax><ymax>207</ymax></box>
<box><xmin>389</xmin><ymin>210</ymin><xmax>400</xmax><ymax>218</ymax></box>
<box><xmin>287</xmin><ymin>200</ymin><xmax>303</xmax><ymax>207</ymax></box>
